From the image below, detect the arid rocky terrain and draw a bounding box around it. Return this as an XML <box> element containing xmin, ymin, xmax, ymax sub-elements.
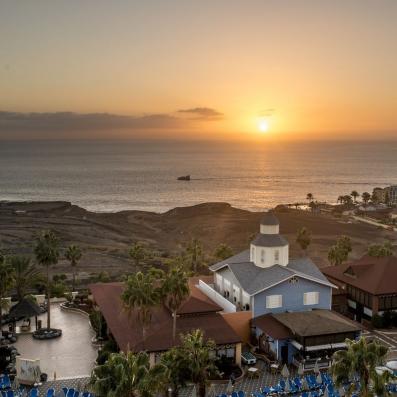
<box><xmin>1</xmin><ymin>201</ymin><xmax>396</xmax><ymax>278</ymax></box>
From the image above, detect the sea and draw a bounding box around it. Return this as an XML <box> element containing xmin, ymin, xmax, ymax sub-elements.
<box><xmin>0</xmin><ymin>140</ymin><xmax>396</xmax><ymax>213</ymax></box>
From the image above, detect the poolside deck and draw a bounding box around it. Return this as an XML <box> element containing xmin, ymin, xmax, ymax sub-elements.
<box><xmin>14</xmin><ymin>304</ymin><xmax>97</xmax><ymax>379</ymax></box>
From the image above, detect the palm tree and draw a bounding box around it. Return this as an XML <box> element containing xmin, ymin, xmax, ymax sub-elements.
<box><xmin>90</xmin><ymin>350</ymin><xmax>153</xmax><ymax>397</ymax></box>
<box><xmin>343</xmin><ymin>195</ymin><xmax>353</xmax><ymax>205</ymax></box>
<box><xmin>180</xmin><ymin>329</ymin><xmax>218</xmax><ymax>397</ymax></box>
<box><xmin>34</xmin><ymin>230</ymin><xmax>60</xmax><ymax>329</ymax></box>
<box><xmin>351</xmin><ymin>190</ymin><xmax>359</xmax><ymax>203</ymax></box>
<box><xmin>213</xmin><ymin>243</ymin><xmax>233</xmax><ymax>261</ymax></box>
<box><xmin>10</xmin><ymin>255</ymin><xmax>42</xmax><ymax>302</ymax></box>
<box><xmin>328</xmin><ymin>236</ymin><xmax>352</xmax><ymax>266</ymax></box>
<box><xmin>122</xmin><ymin>271</ymin><xmax>161</xmax><ymax>343</ymax></box>
<box><xmin>296</xmin><ymin>227</ymin><xmax>311</xmax><ymax>255</ymax></box>
<box><xmin>328</xmin><ymin>245</ymin><xmax>345</xmax><ymax>266</ymax></box>
<box><xmin>151</xmin><ymin>347</ymin><xmax>190</xmax><ymax>397</ymax></box>
<box><xmin>0</xmin><ymin>255</ymin><xmax>15</xmax><ymax>335</ymax></box>
<box><xmin>306</xmin><ymin>193</ymin><xmax>314</xmax><ymax>202</ymax></box>
<box><xmin>163</xmin><ymin>266</ymin><xmax>190</xmax><ymax>342</ymax></box>
<box><xmin>362</xmin><ymin>192</ymin><xmax>371</xmax><ymax>205</ymax></box>
<box><xmin>129</xmin><ymin>242</ymin><xmax>149</xmax><ymax>270</ymax></box>
<box><xmin>65</xmin><ymin>245</ymin><xmax>82</xmax><ymax>292</ymax></box>
<box><xmin>332</xmin><ymin>337</ymin><xmax>388</xmax><ymax>397</ymax></box>
<box><xmin>186</xmin><ymin>238</ymin><xmax>204</xmax><ymax>274</ymax></box>
<box><xmin>337</xmin><ymin>195</ymin><xmax>344</xmax><ymax>204</ymax></box>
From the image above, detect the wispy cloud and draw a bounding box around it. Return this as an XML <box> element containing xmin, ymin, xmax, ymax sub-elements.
<box><xmin>259</xmin><ymin>108</ymin><xmax>276</xmax><ymax>117</ymax></box>
<box><xmin>177</xmin><ymin>107</ymin><xmax>224</xmax><ymax>120</ymax></box>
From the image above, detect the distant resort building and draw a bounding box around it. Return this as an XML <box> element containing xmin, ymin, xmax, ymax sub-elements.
<box><xmin>323</xmin><ymin>255</ymin><xmax>397</xmax><ymax>322</ymax></box>
<box><xmin>90</xmin><ymin>211</ymin><xmax>361</xmax><ymax>371</ymax></box>
<box><xmin>372</xmin><ymin>185</ymin><xmax>397</xmax><ymax>205</ymax></box>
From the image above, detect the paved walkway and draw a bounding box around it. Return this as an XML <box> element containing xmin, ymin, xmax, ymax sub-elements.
<box><xmin>14</xmin><ymin>304</ymin><xmax>98</xmax><ymax>379</ymax></box>
<box><xmin>180</xmin><ymin>360</ymin><xmax>289</xmax><ymax>397</ymax></box>
<box><xmin>365</xmin><ymin>329</ymin><xmax>397</xmax><ymax>360</ymax></box>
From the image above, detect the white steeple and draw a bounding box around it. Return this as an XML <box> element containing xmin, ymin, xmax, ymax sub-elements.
<box><xmin>250</xmin><ymin>211</ymin><xmax>289</xmax><ymax>268</ymax></box>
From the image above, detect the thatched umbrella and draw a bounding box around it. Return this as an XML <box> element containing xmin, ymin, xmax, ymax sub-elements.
<box><xmin>9</xmin><ymin>298</ymin><xmax>42</xmax><ymax>330</ymax></box>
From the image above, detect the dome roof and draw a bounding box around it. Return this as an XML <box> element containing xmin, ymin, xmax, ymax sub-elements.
<box><xmin>260</xmin><ymin>211</ymin><xmax>279</xmax><ymax>226</ymax></box>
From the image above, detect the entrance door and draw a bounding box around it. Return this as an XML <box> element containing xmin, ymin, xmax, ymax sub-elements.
<box><xmin>281</xmin><ymin>345</ymin><xmax>289</xmax><ymax>364</ymax></box>
<box><xmin>356</xmin><ymin>302</ymin><xmax>364</xmax><ymax>322</ymax></box>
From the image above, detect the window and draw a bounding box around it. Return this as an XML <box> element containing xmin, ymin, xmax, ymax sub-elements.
<box><xmin>224</xmin><ymin>279</ymin><xmax>231</xmax><ymax>298</ymax></box>
<box><xmin>215</xmin><ymin>274</ymin><xmax>222</xmax><ymax>290</ymax></box>
<box><xmin>303</xmin><ymin>291</ymin><xmax>319</xmax><ymax>305</ymax></box>
<box><xmin>274</xmin><ymin>250</ymin><xmax>279</xmax><ymax>263</ymax></box>
<box><xmin>266</xmin><ymin>294</ymin><xmax>282</xmax><ymax>309</ymax></box>
<box><xmin>242</xmin><ymin>291</ymin><xmax>250</xmax><ymax>310</ymax></box>
<box><xmin>261</xmin><ymin>249</ymin><xmax>265</xmax><ymax>264</ymax></box>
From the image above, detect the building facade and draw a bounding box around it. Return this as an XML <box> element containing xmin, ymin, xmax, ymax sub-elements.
<box><xmin>323</xmin><ymin>255</ymin><xmax>397</xmax><ymax>321</ymax></box>
<box><xmin>200</xmin><ymin>212</ymin><xmax>360</xmax><ymax>368</ymax></box>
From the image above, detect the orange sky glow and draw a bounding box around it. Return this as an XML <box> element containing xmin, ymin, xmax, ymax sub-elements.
<box><xmin>0</xmin><ymin>1</ymin><xmax>396</xmax><ymax>141</ymax></box>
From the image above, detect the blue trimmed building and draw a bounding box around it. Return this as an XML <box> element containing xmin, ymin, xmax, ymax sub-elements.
<box><xmin>202</xmin><ymin>211</ymin><xmax>360</xmax><ymax>370</ymax></box>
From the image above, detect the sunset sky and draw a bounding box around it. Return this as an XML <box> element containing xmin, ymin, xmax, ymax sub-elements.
<box><xmin>1</xmin><ymin>1</ymin><xmax>396</xmax><ymax>141</ymax></box>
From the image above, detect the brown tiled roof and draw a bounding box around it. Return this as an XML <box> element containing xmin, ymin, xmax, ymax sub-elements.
<box><xmin>253</xmin><ymin>310</ymin><xmax>361</xmax><ymax>339</ymax></box>
<box><xmin>272</xmin><ymin>310</ymin><xmax>361</xmax><ymax>337</ymax></box>
<box><xmin>322</xmin><ymin>255</ymin><xmax>397</xmax><ymax>295</ymax></box>
<box><xmin>252</xmin><ymin>314</ymin><xmax>292</xmax><ymax>339</ymax></box>
<box><xmin>177</xmin><ymin>277</ymin><xmax>222</xmax><ymax>314</ymax></box>
<box><xmin>89</xmin><ymin>279</ymin><xmax>241</xmax><ymax>353</ymax></box>
<box><xmin>222</xmin><ymin>311</ymin><xmax>252</xmax><ymax>344</ymax></box>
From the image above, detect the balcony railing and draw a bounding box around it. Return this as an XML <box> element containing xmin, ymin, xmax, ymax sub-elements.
<box><xmin>197</xmin><ymin>280</ymin><xmax>237</xmax><ymax>313</ymax></box>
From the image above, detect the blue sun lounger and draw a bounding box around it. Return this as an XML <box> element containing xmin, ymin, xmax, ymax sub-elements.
<box><xmin>29</xmin><ymin>388</ymin><xmax>38</xmax><ymax>397</ymax></box>
<box><xmin>46</xmin><ymin>388</ymin><xmax>55</xmax><ymax>397</ymax></box>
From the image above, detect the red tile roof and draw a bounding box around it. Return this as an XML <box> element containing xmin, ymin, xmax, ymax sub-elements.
<box><xmin>322</xmin><ymin>255</ymin><xmax>397</xmax><ymax>295</ymax></box>
<box><xmin>89</xmin><ymin>278</ymin><xmax>241</xmax><ymax>352</ymax></box>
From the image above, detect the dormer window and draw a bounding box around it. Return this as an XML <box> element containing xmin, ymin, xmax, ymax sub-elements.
<box><xmin>344</xmin><ymin>266</ymin><xmax>356</xmax><ymax>278</ymax></box>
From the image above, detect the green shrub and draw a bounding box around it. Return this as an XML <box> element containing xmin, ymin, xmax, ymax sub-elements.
<box><xmin>50</xmin><ymin>282</ymin><xmax>67</xmax><ymax>298</ymax></box>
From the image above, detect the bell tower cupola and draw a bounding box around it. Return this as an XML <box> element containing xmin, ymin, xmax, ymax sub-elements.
<box><xmin>249</xmin><ymin>211</ymin><xmax>289</xmax><ymax>268</ymax></box>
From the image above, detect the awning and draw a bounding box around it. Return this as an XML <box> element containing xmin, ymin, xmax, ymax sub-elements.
<box><xmin>291</xmin><ymin>340</ymin><xmax>347</xmax><ymax>352</ymax></box>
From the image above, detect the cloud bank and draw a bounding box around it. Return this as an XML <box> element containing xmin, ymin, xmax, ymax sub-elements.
<box><xmin>0</xmin><ymin>107</ymin><xmax>224</xmax><ymax>139</ymax></box>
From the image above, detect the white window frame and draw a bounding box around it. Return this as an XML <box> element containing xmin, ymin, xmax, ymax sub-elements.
<box><xmin>266</xmin><ymin>294</ymin><xmax>282</xmax><ymax>309</ymax></box>
<box><xmin>303</xmin><ymin>291</ymin><xmax>319</xmax><ymax>305</ymax></box>
<box><xmin>215</xmin><ymin>273</ymin><xmax>223</xmax><ymax>289</ymax></box>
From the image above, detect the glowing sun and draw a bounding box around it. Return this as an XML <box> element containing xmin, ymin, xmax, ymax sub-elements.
<box><xmin>258</xmin><ymin>119</ymin><xmax>269</xmax><ymax>133</ymax></box>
